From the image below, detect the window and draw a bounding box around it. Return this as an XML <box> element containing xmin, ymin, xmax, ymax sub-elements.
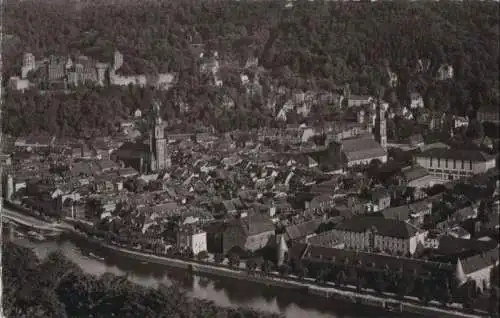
<box><xmin>469</xmin><ymin>160</ymin><xmax>473</xmax><ymax>170</ymax></box>
<box><xmin>453</xmin><ymin>159</ymin><xmax>456</xmax><ymax>169</ymax></box>
<box><xmin>461</xmin><ymin>160</ymin><xmax>464</xmax><ymax>169</ymax></box>
<box><xmin>437</xmin><ymin>158</ymin><xmax>441</xmax><ymax>167</ymax></box>
<box><xmin>448</xmin><ymin>175</ymin><xmax>454</xmax><ymax>181</ymax></box>
<box><xmin>430</xmin><ymin>157</ymin><xmax>433</xmax><ymax>167</ymax></box>
<box><xmin>445</xmin><ymin>159</ymin><xmax>448</xmax><ymax>168</ymax></box>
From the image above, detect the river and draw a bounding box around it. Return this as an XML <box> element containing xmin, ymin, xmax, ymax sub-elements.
<box><xmin>13</xmin><ymin>235</ymin><xmax>423</xmax><ymax>318</ymax></box>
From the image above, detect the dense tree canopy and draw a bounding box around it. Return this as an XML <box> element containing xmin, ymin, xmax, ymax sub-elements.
<box><xmin>2</xmin><ymin>242</ymin><xmax>283</xmax><ymax>318</ymax></box>
<box><xmin>3</xmin><ymin>0</ymin><xmax>499</xmax><ymax>137</ymax></box>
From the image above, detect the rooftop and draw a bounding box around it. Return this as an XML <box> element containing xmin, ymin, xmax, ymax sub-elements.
<box><xmin>416</xmin><ymin>148</ymin><xmax>495</xmax><ymax>162</ymax></box>
<box><xmin>284</xmin><ymin>218</ymin><xmax>322</xmax><ymax>241</ymax></box>
<box><xmin>341</xmin><ymin>135</ymin><xmax>387</xmax><ymax>162</ymax></box>
<box><xmin>402</xmin><ymin>165</ymin><xmax>430</xmax><ymax>182</ymax></box>
<box><xmin>290</xmin><ymin>243</ymin><xmax>453</xmax><ymax>274</ymax></box>
<box><xmin>335</xmin><ymin>215</ymin><xmax>420</xmax><ymax>239</ymax></box>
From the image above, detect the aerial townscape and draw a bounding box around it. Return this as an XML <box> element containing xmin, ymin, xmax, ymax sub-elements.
<box><xmin>1</xmin><ymin>0</ymin><xmax>499</xmax><ymax>318</ymax></box>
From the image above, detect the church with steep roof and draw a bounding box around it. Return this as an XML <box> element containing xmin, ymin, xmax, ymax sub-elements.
<box><xmin>112</xmin><ymin>101</ymin><xmax>171</xmax><ymax>174</ymax></box>
<box><xmin>149</xmin><ymin>100</ymin><xmax>171</xmax><ymax>172</ymax></box>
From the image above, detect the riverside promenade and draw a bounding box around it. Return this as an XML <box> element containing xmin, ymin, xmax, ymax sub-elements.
<box><xmin>92</xmin><ymin>239</ymin><xmax>483</xmax><ymax>318</ymax></box>
<box><xmin>3</xmin><ymin>206</ymin><xmax>486</xmax><ymax>318</ymax></box>
<box><xmin>2</xmin><ymin>206</ymin><xmax>61</xmax><ymax>231</ymax></box>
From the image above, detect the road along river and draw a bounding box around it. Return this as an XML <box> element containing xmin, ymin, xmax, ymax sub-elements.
<box><xmin>13</xmin><ymin>235</ymin><xmax>424</xmax><ymax>318</ymax></box>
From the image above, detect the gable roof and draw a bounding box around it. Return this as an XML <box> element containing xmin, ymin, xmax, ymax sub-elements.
<box><xmin>438</xmin><ymin>236</ymin><xmax>498</xmax><ymax>256</ymax></box>
<box><xmin>460</xmin><ymin>248</ymin><xmax>499</xmax><ymax>274</ymax></box>
<box><xmin>307</xmin><ymin>230</ymin><xmax>342</xmax><ymax>247</ymax></box>
<box><xmin>290</xmin><ymin>243</ymin><xmax>453</xmax><ymax>275</ymax></box>
<box><xmin>98</xmin><ymin>159</ymin><xmax>119</xmax><ymax>171</ymax></box>
<box><xmin>416</xmin><ymin>148</ymin><xmax>495</xmax><ymax>162</ymax></box>
<box><xmin>380</xmin><ymin>201</ymin><xmax>430</xmax><ymax>221</ymax></box>
<box><xmin>341</xmin><ymin>135</ymin><xmax>387</xmax><ymax>162</ymax></box>
<box><xmin>284</xmin><ymin>218</ymin><xmax>323</xmax><ymax>241</ymax></box>
<box><xmin>371</xmin><ymin>187</ymin><xmax>390</xmax><ymax>200</ymax></box>
<box><xmin>114</xmin><ymin>142</ymin><xmax>150</xmax><ymax>159</ymax></box>
<box><xmin>335</xmin><ymin>215</ymin><xmax>420</xmax><ymax>239</ymax></box>
<box><xmin>240</xmin><ymin>213</ymin><xmax>275</xmax><ymax>236</ymax></box>
<box><xmin>402</xmin><ymin>165</ymin><xmax>429</xmax><ymax>182</ymax></box>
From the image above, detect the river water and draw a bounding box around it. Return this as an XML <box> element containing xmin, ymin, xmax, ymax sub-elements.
<box><xmin>14</xmin><ymin>235</ymin><xmax>420</xmax><ymax>318</ymax></box>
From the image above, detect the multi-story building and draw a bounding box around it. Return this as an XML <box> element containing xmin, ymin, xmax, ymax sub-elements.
<box><xmin>380</xmin><ymin>201</ymin><xmax>432</xmax><ymax>227</ymax></box>
<box><xmin>437</xmin><ymin>64</ymin><xmax>454</xmax><ymax>81</ymax></box>
<box><xmin>176</xmin><ymin>226</ymin><xmax>207</xmax><ymax>256</ymax></box>
<box><xmin>477</xmin><ymin>106</ymin><xmax>500</xmax><ymax>124</ymax></box>
<box><xmin>332</xmin><ymin>215</ymin><xmax>427</xmax><ymax>256</ymax></box>
<box><xmin>414</xmin><ymin>148</ymin><xmax>497</xmax><ymax>182</ymax></box>
<box><xmin>222</xmin><ymin>213</ymin><xmax>275</xmax><ymax>254</ymax></box>
<box><xmin>334</xmin><ymin>134</ymin><xmax>388</xmax><ymax>168</ymax></box>
<box><xmin>400</xmin><ymin>165</ymin><xmax>441</xmax><ymax>190</ymax></box>
<box><xmin>8</xmin><ymin>77</ymin><xmax>30</xmax><ymax>91</ymax></box>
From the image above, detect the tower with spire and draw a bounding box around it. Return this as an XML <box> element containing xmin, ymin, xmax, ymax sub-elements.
<box><xmin>374</xmin><ymin>101</ymin><xmax>387</xmax><ymax>149</ymax></box>
<box><xmin>149</xmin><ymin>100</ymin><xmax>170</xmax><ymax>172</ymax></box>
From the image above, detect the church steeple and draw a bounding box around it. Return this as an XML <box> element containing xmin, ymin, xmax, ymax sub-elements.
<box><xmin>149</xmin><ymin>100</ymin><xmax>170</xmax><ymax>172</ymax></box>
<box><xmin>374</xmin><ymin>101</ymin><xmax>387</xmax><ymax>149</ymax></box>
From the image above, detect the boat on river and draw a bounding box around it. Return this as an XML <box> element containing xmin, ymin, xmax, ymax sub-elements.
<box><xmin>14</xmin><ymin>230</ymin><xmax>26</xmax><ymax>238</ymax></box>
<box><xmin>26</xmin><ymin>231</ymin><xmax>46</xmax><ymax>241</ymax></box>
<box><xmin>88</xmin><ymin>252</ymin><xmax>105</xmax><ymax>261</ymax></box>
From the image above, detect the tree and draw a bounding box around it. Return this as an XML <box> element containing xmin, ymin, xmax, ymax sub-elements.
<box><xmin>374</xmin><ymin>270</ymin><xmax>388</xmax><ymax>295</ymax></box>
<box><xmin>463</xmin><ymin>281</ymin><xmax>477</xmax><ymax>310</ymax></box>
<box><xmin>298</xmin><ymin>266</ymin><xmax>308</xmax><ymax>281</ymax></box>
<box><xmin>261</xmin><ymin>260</ymin><xmax>274</xmax><ymax>275</ymax></box>
<box><xmin>397</xmin><ymin>272</ymin><xmax>414</xmax><ymax>299</ymax></box>
<box><xmin>488</xmin><ymin>287</ymin><xmax>499</xmax><ymax>318</ymax></box>
<box><xmin>228</xmin><ymin>253</ymin><xmax>240</xmax><ymax>268</ymax></box>
<box><xmin>315</xmin><ymin>268</ymin><xmax>328</xmax><ymax>284</ymax></box>
<box><xmin>4</xmin><ymin>1</ymin><xmax>499</xmax><ymax>138</ymax></box>
<box><xmin>348</xmin><ymin>266</ymin><xmax>358</xmax><ymax>285</ymax></box>
<box><xmin>197</xmin><ymin>250</ymin><xmax>209</xmax><ymax>261</ymax></box>
<box><xmin>336</xmin><ymin>270</ymin><xmax>347</xmax><ymax>287</ymax></box>
<box><xmin>214</xmin><ymin>253</ymin><xmax>224</xmax><ymax>264</ymax></box>
<box><xmin>419</xmin><ymin>279</ymin><xmax>432</xmax><ymax>304</ymax></box>
<box><xmin>356</xmin><ymin>276</ymin><xmax>366</xmax><ymax>293</ymax></box>
<box><xmin>3</xmin><ymin>243</ymin><xmax>283</xmax><ymax>318</ymax></box>
<box><xmin>438</xmin><ymin>280</ymin><xmax>453</xmax><ymax>306</ymax></box>
<box><xmin>477</xmin><ymin>200</ymin><xmax>490</xmax><ymax>224</ymax></box>
<box><xmin>246</xmin><ymin>258</ymin><xmax>258</xmax><ymax>273</ymax></box>
<box><xmin>278</xmin><ymin>264</ymin><xmax>290</xmax><ymax>276</ymax></box>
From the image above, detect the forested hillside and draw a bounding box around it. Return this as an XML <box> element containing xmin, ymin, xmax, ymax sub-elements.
<box><xmin>3</xmin><ymin>0</ymin><xmax>499</xmax><ymax>137</ymax></box>
<box><xmin>2</xmin><ymin>242</ymin><xmax>283</xmax><ymax>318</ymax></box>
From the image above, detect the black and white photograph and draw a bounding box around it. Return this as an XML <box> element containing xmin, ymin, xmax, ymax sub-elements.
<box><xmin>0</xmin><ymin>0</ymin><xmax>499</xmax><ymax>317</ymax></box>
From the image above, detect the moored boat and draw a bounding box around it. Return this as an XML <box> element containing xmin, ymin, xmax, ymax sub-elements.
<box><xmin>88</xmin><ymin>252</ymin><xmax>105</xmax><ymax>261</ymax></box>
<box><xmin>26</xmin><ymin>230</ymin><xmax>46</xmax><ymax>241</ymax></box>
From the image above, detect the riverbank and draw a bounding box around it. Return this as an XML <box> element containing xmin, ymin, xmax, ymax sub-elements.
<box><xmin>67</xmin><ymin>231</ymin><xmax>481</xmax><ymax>318</ymax></box>
<box><xmin>4</xmin><ymin>206</ymin><xmax>484</xmax><ymax>318</ymax></box>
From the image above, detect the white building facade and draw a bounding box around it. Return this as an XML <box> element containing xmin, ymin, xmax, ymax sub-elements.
<box><xmin>332</xmin><ymin>216</ymin><xmax>427</xmax><ymax>256</ymax></box>
<box><xmin>177</xmin><ymin>228</ymin><xmax>207</xmax><ymax>256</ymax></box>
<box><xmin>414</xmin><ymin>149</ymin><xmax>497</xmax><ymax>181</ymax></box>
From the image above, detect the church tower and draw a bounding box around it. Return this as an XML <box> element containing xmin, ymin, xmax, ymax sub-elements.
<box><xmin>149</xmin><ymin>101</ymin><xmax>170</xmax><ymax>172</ymax></box>
<box><xmin>374</xmin><ymin>102</ymin><xmax>387</xmax><ymax>149</ymax></box>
